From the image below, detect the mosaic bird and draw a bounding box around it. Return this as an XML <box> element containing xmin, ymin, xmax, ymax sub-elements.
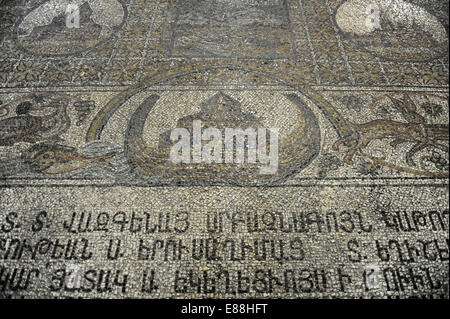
<box><xmin>0</xmin><ymin>99</ymin><xmax>70</xmax><ymax>146</ymax></box>
<box><xmin>0</xmin><ymin>101</ymin><xmax>43</xmax><ymax>146</ymax></box>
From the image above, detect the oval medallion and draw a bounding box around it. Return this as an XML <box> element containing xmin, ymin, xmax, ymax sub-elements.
<box><xmin>13</xmin><ymin>0</ymin><xmax>127</xmax><ymax>57</ymax></box>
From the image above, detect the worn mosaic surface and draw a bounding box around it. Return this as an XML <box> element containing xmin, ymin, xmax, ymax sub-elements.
<box><xmin>0</xmin><ymin>0</ymin><xmax>448</xmax><ymax>298</ymax></box>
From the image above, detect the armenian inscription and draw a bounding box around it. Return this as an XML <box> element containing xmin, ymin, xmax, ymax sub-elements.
<box><xmin>0</xmin><ymin>187</ymin><xmax>448</xmax><ymax>298</ymax></box>
<box><xmin>0</xmin><ymin>0</ymin><xmax>448</xmax><ymax>299</ymax></box>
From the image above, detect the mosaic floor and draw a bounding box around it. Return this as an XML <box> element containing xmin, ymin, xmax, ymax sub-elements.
<box><xmin>0</xmin><ymin>0</ymin><xmax>448</xmax><ymax>298</ymax></box>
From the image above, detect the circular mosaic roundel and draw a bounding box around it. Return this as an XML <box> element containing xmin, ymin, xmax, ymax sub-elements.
<box><xmin>334</xmin><ymin>0</ymin><xmax>448</xmax><ymax>62</ymax></box>
<box><xmin>13</xmin><ymin>0</ymin><xmax>128</xmax><ymax>57</ymax></box>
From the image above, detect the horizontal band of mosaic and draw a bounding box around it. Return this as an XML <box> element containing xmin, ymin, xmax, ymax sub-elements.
<box><xmin>0</xmin><ymin>0</ymin><xmax>448</xmax><ymax>299</ymax></box>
